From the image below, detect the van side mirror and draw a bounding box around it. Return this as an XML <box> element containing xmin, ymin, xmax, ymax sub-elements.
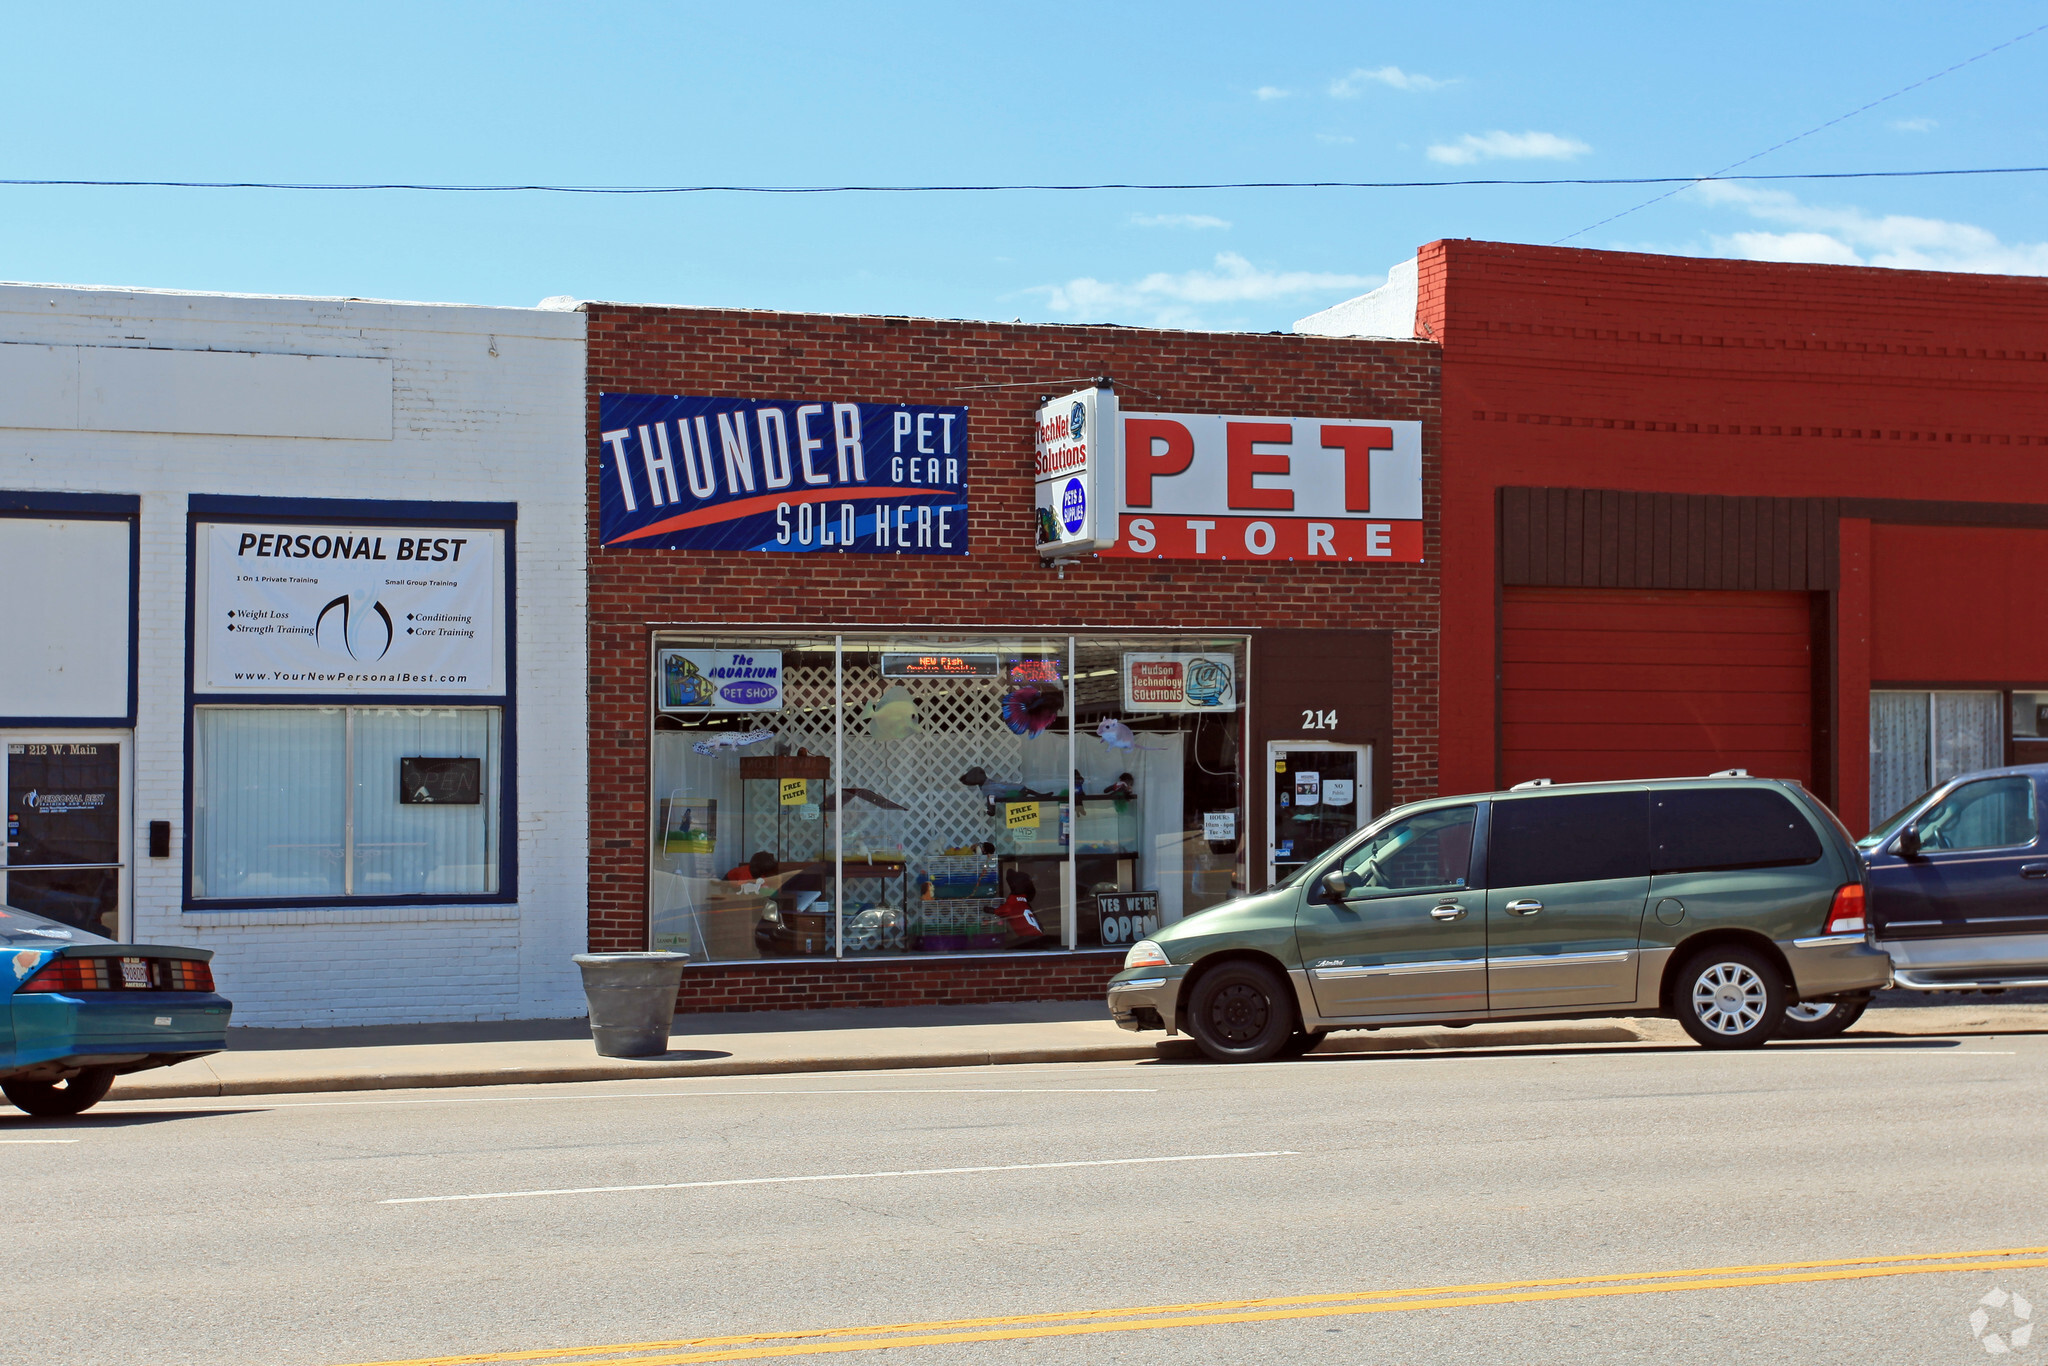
<box><xmin>1321</xmin><ymin>869</ymin><xmax>1353</xmax><ymax>901</ymax></box>
<box><xmin>1895</xmin><ymin>826</ymin><xmax>1921</xmax><ymax>859</ymax></box>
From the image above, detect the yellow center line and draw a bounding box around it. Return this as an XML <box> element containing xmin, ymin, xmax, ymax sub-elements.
<box><xmin>332</xmin><ymin>1246</ymin><xmax>2048</xmax><ymax>1366</ymax></box>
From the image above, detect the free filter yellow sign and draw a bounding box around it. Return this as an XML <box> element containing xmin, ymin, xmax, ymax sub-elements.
<box><xmin>779</xmin><ymin>777</ymin><xmax>808</xmax><ymax>806</ymax></box>
<box><xmin>1005</xmin><ymin>801</ymin><xmax>1041</xmax><ymax>829</ymax></box>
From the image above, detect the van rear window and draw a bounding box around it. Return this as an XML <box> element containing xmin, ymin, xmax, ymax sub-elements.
<box><xmin>1650</xmin><ymin>788</ymin><xmax>1824</xmax><ymax>874</ymax></box>
<box><xmin>1489</xmin><ymin>792</ymin><xmax>1648</xmax><ymax>887</ymax></box>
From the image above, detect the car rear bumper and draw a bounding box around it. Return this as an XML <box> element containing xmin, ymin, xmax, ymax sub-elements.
<box><xmin>1107</xmin><ymin>970</ymin><xmax>1184</xmax><ymax>1034</ymax></box>
<box><xmin>7</xmin><ymin>990</ymin><xmax>232</xmax><ymax>1074</ymax></box>
<box><xmin>1781</xmin><ymin>935</ymin><xmax>1892</xmax><ymax>999</ymax></box>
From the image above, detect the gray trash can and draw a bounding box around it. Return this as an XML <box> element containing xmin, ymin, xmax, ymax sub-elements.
<box><xmin>573</xmin><ymin>951</ymin><xmax>690</xmax><ymax>1057</ymax></box>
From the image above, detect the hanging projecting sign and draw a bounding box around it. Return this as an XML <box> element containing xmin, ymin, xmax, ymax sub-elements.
<box><xmin>1102</xmin><ymin>412</ymin><xmax>1423</xmax><ymax>562</ymax></box>
<box><xmin>196</xmin><ymin>524</ymin><xmax>504</xmax><ymax>694</ymax></box>
<box><xmin>1033</xmin><ymin>386</ymin><xmax>1118</xmax><ymax>558</ymax></box>
<box><xmin>599</xmin><ymin>394</ymin><xmax>969</xmax><ymax>555</ymax></box>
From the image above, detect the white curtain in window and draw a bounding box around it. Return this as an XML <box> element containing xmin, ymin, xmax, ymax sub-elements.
<box><xmin>193</xmin><ymin>708</ymin><xmax>346</xmax><ymax>899</ymax></box>
<box><xmin>1869</xmin><ymin>692</ymin><xmax>1930</xmax><ymax>829</ymax></box>
<box><xmin>352</xmin><ymin>708</ymin><xmax>500</xmax><ymax>895</ymax></box>
<box><xmin>1933</xmin><ymin>692</ymin><xmax>2003</xmax><ymax>787</ymax></box>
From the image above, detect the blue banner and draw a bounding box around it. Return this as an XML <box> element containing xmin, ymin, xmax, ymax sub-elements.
<box><xmin>598</xmin><ymin>393</ymin><xmax>970</xmax><ymax>555</ymax></box>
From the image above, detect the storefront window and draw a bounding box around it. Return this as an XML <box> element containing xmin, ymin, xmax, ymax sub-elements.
<box><xmin>648</xmin><ymin>633</ymin><xmax>1246</xmax><ymax>959</ymax></box>
<box><xmin>1869</xmin><ymin>690</ymin><xmax>2002</xmax><ymax>827</ymax></box>
<box><xmin>192</xmin><ymin>706</ymin><xmax>501</xmax><ymax>900</ymax></box>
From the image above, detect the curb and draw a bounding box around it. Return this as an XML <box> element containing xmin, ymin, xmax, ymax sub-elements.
<box><xmin>105</xmin><ymin>1021</ymin><xmax>1654</xmax><ymax>1102</ymax></box>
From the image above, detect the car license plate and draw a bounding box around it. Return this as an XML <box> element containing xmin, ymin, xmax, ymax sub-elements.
<box><xmin>120</xmin><ymin>958</ymin><xmax>152</xmax><ymax>988</ymax></box>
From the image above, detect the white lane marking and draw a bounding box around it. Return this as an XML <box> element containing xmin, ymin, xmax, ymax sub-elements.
<box><xmin>104</xmin><ymin>1086</ymin><xmax>1156</xmax><ymax>1112</ymax></box>
<box><xmin>0</xmin><ymin>1138</ymin><xmax>80</xmax><ymax>1144</ymax></box>
<box><xmin>381</xmin><ymin>1149</ymin><xmax>1299</xmax><ymax>1205</ymax></box>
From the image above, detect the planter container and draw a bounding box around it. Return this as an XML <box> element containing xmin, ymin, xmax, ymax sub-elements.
<box><xmin>573</xmin><ymin>951</ymin><xmax>690</xmax><ymax>1057</ymax></box>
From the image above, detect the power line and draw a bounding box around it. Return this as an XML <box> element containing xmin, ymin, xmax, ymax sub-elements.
<box><xmin>1</xmin><ymin>165</ymin><xmax>2047</xmax><ymax>195</ymax></box>
<box><xmin>1556</xmin><ymin>20</ymin><xmax>2048</xmax><ymax>243</ymax></box>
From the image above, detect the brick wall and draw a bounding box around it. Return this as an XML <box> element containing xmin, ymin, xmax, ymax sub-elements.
<box><xmin>676</xmin><ymin>951</ymin><xmax>1126</xmax><ymax>1014</ymax></box>
<box><xmin>584</xmin><ymin>305</ymin><xmax>1444</xmax><ymax>980</ymax></box>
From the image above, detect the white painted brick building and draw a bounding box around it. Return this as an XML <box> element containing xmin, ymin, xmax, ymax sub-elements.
<box><xmin>0</xmin><ymin>283</ymin><xmax>588</xmax><ymax>1026</ymax></box>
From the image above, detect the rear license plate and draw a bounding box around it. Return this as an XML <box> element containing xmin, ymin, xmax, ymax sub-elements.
<box><xmin>120</xmin><ymin>958</ymin><xmax>152</xmax><ymax>988</ymax></box>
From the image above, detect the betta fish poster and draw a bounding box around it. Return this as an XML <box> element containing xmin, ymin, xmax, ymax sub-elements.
<box><xmin>600</xmin><ymin>393</ymin><xmax>970</xmax><ymax>555</ymax></box>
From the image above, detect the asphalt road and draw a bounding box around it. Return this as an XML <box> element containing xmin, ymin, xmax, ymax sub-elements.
<box><xmin>7</xmin><ymin>1030</ymin><xmax>2046</xmax><ymax>1366</ymax></box>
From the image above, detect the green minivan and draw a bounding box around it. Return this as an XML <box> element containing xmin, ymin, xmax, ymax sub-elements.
<box><xmin>1107</xmin><ymin>776</ymin><xmax>1893</xmax><ymax>1061</ymax></box>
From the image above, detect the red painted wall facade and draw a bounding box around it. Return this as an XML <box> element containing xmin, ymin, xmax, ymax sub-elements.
<box><xmin>1427</xmin><ymin>240</ymin><xmax>2048</xmax><ymax>828</ymax></box>
<box><xmin>584</xmin><ymin>306</ymin><xmax>1441</xmax><ymax>1009</ymax></box>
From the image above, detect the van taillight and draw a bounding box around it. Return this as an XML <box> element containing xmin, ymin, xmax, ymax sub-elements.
<box><xmin>18</xmin><ymin>958</ymin><xmax>108</xmax><ymax>992</ymax></box>
<box><xmin>1824</xmin><ymin>884</ymin><xmax>1867</xmax><ymax>935</ymax></box>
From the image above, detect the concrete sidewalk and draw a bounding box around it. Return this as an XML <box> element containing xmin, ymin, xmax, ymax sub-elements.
<box><xmin>102</xmin><ymin>989</ymin><xmax>2048</xmax><ymax>1101</ymax></box>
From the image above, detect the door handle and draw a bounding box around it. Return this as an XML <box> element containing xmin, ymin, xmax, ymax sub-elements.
<box><xmin>1430</xmin><ymin>903</ymin><xmax>1466</xmax><ymax>921</ymax></box>
<box><xmin>1505</xmin><ymin>899</ymin><xmax>1543</xmax><ymax>916</ymax></box>
<box><xmin>2024</xmin><ymin>864</ymin><xmax>2048</xmax><ymax>878</ymax></box>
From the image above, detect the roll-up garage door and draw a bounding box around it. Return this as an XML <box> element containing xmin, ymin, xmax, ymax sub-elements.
<box><xmin>1501</xmin><ymin>587</ymin><xmax>1813</xmax><ymax>788</ymax></box>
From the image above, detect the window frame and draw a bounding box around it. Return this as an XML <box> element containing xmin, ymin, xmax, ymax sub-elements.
<box><xmin>1911</xmin><ymin>774</ymin><xmax>2040</xmax><ymax>855</ymax></box>
<box><xmin>181</xmin><ymin>495</ymin><xmax>518</xmax><ymax>911</ymax></box>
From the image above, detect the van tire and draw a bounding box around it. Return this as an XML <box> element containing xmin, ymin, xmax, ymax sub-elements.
<box><xmin>2</xmin><ymin>1066</ymin><xmax>117</xmax><ymax>1117</ymax></box>
<box><xmin>1276</xmin><ymin>1030</ymin><xmax>1328</xmax><ymax>1058</ymax></box>
<box><xmin>1776</xmin><ymin>995</ymin><xmax>1870</xmax><ymax>1040</ymax></box>
<box><xmin>1186</xmin><ymin>962</ymin><xmax>1295</xmax><ymax>1063</ymax></box>
<box><xmin>1674</xmin><ymin>947</ymin><xmax>1786</xmax><ymax>1049</ymax></box>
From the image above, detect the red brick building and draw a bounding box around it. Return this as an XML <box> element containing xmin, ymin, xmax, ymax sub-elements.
<box><xmin>1400</xmin><ymin>241</ymin><xmax>2048</xmax><ymax>833</ymax></box>
<box><xmin>583</xmin><ymin>307</ymin><xmax>1441</xmax><ymax>1010</ymax></box>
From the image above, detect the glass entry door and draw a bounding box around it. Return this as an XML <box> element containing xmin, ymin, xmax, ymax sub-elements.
<box><xmin>1267</xmin><ymin>742</ymin><xmax>1370</xmax><ymax>888</ymax></box>
<box><xmin>4</xmin><ymin>737</ymin><xmax>126</xmax><ymax>938</ymax></box>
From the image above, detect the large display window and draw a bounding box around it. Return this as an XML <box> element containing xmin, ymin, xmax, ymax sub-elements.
<box><xmin>648</xmin><ymin>632</ymin><xmax>1247</xmax><ymax>959</ymax></box>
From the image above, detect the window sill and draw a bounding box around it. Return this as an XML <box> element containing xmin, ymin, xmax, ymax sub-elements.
<box><xmin>178</xmin><ymin>903</ymin><xmax>520</xmax><ymax>927</ymax></box>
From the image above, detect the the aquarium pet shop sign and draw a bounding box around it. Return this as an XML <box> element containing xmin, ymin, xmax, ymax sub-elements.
<box><xmin>600</xmin><ymin>393</ymin><xmax>970</xmax><ymax>554</ymax></box>
<box><xmin>659</xmin><ymin>648</ymin><xmax>785</xmax><ymax>712</ymax></box>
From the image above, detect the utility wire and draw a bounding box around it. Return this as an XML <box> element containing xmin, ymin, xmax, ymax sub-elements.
<box><xmin>1556</xmin><ymin>20</ymin><xmax>2048</xmax><ymax>243</ymax></box>
<box><xmin>2</xmin><ymin>166</ymin><xmax>2048</xmax><ymax>195</ymax></box>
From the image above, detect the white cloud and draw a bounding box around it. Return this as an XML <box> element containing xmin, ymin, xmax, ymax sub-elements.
<box><xmin>1329</xmin><ymin>65</ymin><xmax>1451</xmax><ymax>96</ymax></box>
<box><xmin>1031</xmin><ymin>252</ymin><xmax>1377</xmax><ymax>329</ymax></box>
<box><xmin>1889</xmin><ymin>117</ymin><xmax>1938</xmax><ymax>132</ymax></box>
<box><xmin>1696</xmin><ymin>181</ymin><xmax>2048</xmax><ymax>274</ymax></box>
<box><xmin>1129</xmin><ymin>213</ymin><xmax>1231</xmax><ymax>230</ymax></box>
<box><xmin>1427</xmin><ymin>130</ymin><xmax>1590</xmax><ymax>165</ymax></box>
<box><xmin>1255</xmin><ymin>86</ymin><xmax>1290</xmax><ymax>100</ymax></box>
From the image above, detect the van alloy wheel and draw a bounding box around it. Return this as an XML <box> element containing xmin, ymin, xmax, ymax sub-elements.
<box><xmin>1693</xmin><ymin>963</ymin><xmax>1769</xmax><ymax>1035</ymax></box>
<box><xmin>1776</xmin><ymin>993</ymin><xmax>1869</xmax><ymax>1040</ymax></box>
<box><xmin>1783</xmin><ymin>1001</ymin><xmax>1835</xmax><ymax>1023</ymax></box>
<box><xmin>1673</xmin><ymin>946</ymin><xmax>1785</xmax><ymax>1049</ymax></box>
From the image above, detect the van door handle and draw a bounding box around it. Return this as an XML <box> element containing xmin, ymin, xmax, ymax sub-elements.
<box><xmin>2023</xmin><ymin>864</ymin><xmax>2048</xmax><ymax>878</ymax></box>
<box><xmin>1505</xmin><ymin>899</ymin><xmax>1543</xmax><ymax>916</ymax></box>
<box><xmin>1430</xmin><ymin>903</ymin><xmax>1466</xmax><ymax>921</ymax></box>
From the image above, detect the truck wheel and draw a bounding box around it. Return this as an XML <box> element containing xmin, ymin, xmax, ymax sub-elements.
<box><xmin>2</xmin><ymin>1066</ymin><xmax>117</xmax><ymax>1117</ymax></box>
<box><xmin>1186</xmin><ymin>962</ymin><xmax>1295</xmax><ymax>1063</ymax></box>
<box><xmin>1775</xmin><ymin>995</ymin><xmax>1870</xmax><ymax>1040</ymax></box>
<box><xmin>1674</xmin><ymin>948</ymin><xmax>1786</xmax><ymax>1050</ymax></box>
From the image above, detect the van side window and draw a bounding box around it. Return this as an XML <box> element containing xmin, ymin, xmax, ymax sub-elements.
<box><xmin>1336</xmin><ymin>806</ymin><xmax>1476</xmax><ymax>894</ymax></box>
<box><xmin>1651</xmin><ymin>789</ymin><xmax>1825</xmax><ymax>873</ymax></box>
<box><xmin>1914</xmin><ymin>776</ymin><xmax>2038</xmax><ymax>852</ymax></box>
<box><xmin>1489</xmin><ymin>792</ymin><xmax>1647</xmax><ymax>887</ymax></box>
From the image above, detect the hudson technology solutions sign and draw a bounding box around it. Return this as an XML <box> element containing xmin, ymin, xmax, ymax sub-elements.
<box><xmin>599</xmin><ymin>393</ymin><xmax>970</xmax><ymax>554</ymax></box>
<box><xmin>196</xmin><ymin>523</ymin><xmax>504</xmax><ymax>693</ymax></box>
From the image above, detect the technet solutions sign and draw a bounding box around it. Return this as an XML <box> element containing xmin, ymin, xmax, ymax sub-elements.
<box><xmin>196</xmin><ymin>523</ymin><xmax>504</xmax><ymax>693</ymax></box>
<box><xmin>1103</xmin><ymin>413</ymin><xmax>1422</xmax><ymax>561</ymax></box>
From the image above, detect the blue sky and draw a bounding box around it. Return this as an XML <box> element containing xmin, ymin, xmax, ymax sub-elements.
<box><xmin>4</xmin><ymin>2</ymin><xmax>2045</xmax><ymax>330</ymax></box>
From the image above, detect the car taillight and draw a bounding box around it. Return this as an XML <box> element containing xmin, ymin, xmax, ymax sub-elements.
<box><xmin>1824</xmin><ymin>883</ymin><xmax>1867</xmax><ymax>935</ymax></box>
<box><xmin>166</xmin><ymin>960</ymin><xmax>214</xmax><ymax>991</ymax></box>
<box><xmin>19</xmin><ymin>957</ymin><xmax>110</xmax><ymax>992</ymax></box>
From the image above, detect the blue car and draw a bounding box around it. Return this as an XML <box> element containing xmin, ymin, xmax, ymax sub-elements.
<box><xmin>1860</xmin><ymin>762</ymin><xmax>2048</xmax><ymax>1005</ymax></box>
<box><xmin>2</xmin><ymin>903</ymin><xmax>231</xmax><ymax>1116</ymax></box>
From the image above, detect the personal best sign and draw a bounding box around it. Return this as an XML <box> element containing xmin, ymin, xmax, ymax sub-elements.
<box><xmin>1104</xmin><ymin>412</ymin><xmax>1422</xmax><ymax>561</ymax></box>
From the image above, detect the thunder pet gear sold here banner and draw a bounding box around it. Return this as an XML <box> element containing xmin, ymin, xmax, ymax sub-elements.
<box><xmin>599</xmin><ymin>393</ymin><xmax>970</xmax><ymax>555</ymax></box>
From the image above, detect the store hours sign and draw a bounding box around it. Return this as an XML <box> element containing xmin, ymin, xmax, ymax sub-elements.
<box><xmin>599</xmin><ymin>393</ymin><xmax>970</xmax><ymax>555</ymax></box>
<box><xmin>196</xmin><ymin>523</ymin><xmax>505</xmax><ymax>694</ymax></box>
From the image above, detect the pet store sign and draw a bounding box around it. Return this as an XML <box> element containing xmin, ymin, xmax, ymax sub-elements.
<box><xmin>1035</xmin><ymin>408</ymin><xmax>1424</xmax><ymax>563</ymax></box>
<box><xmin>600</xmin><ymin>393</ymin><xmax>970</xmax><ymax>555</ymax></box>
<box><xmin>659</xmin><ymin>648</ymin><xmax>784</xmax><ymax>712</ymax></box>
